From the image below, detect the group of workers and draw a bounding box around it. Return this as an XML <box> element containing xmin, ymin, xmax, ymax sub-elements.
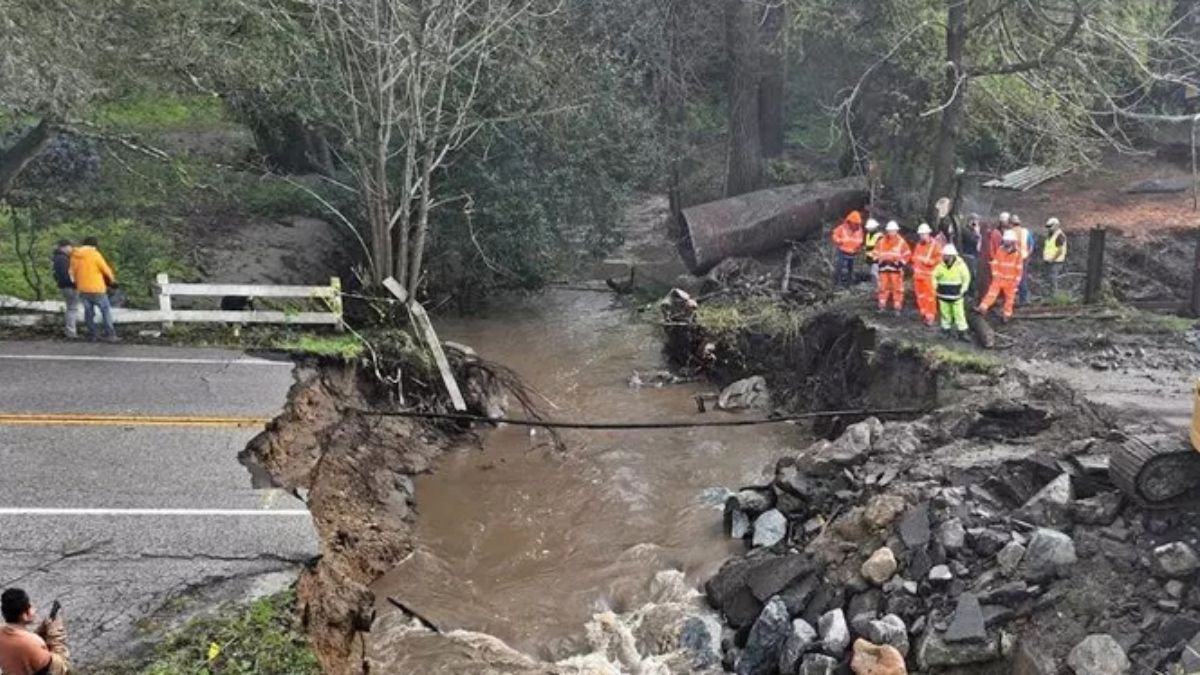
<box><xmin>831</xmin><ymin>209</ymin><xmax>1069</xmax><ymax>340</ymax></box>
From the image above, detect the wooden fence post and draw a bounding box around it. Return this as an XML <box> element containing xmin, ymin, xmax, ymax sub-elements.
<box><xmin>1083</xmin><ymin>226</ymin><xmax>1106</xmax><ymax>305</ymax></box>
<box><xmin>329</xmin><ymin>277</ymin><xmax>344</xmax><ymax>330</ymax></box>
<box><xmin>155</xmin><ymin>273</ymin><xmax>173</xmax><ymax>330</ymax></box>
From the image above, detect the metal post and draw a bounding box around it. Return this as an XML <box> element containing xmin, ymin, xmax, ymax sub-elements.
<box><xmin>1084</xmin><ymin>226</ymin><xmax>1106</xmax><ymax>305</ymax></box>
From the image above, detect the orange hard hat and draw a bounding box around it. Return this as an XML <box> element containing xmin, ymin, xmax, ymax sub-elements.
<box><xmin>847</xmin><ymin>211</ymin><xmax>863</xmax><ymax>225</ymax></box>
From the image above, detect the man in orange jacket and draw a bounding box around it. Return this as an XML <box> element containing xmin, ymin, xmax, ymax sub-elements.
<box><xmin>976</xmin><ymin>228</ymin><xmax>1023</xmax><ymax>321</ymax></box>
<box><xmin>911</xmin><ymin>223</ymin><xmax>940</xmax><ymax>326</ymax></box>
<box><xmin>876</xmin><ymin>221</ymin><xmax>911</xmax><ymax>313</ymax></box>
<box><xmin>830</xmin><ymin>210</ymin><xmax>865</xmax><ymax>287</ymax></box>
<box><xmin>69</xmin><ymin>236</ymin><xmax>119</xmax><ymax>342</ymax></box>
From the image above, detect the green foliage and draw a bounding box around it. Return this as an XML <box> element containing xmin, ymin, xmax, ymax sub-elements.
<box><xmin>696</xmin><ymin>299</ymin><xmax>807</xmax><ymax>344</ymax></box>
<box><xmin>273</xmin><ymin>333</ymin><xmax>365</xmax><ymax>359</ymax></box>
<box><xmin>92</xmin><ymin>93</ymin><xmax>228</xmax><ymax>132</ymax></box>
<box><xmin>0</xmin><ymin>208</ymin><xmax>190</xmax><ymax>305</ymax></box>
<box><xmin>921</xmin><ymin>343</ymin><xmax>1003</xmax><ymax>376</ymax></box>
<box><xmin>136</xmin><ymin>590</ymin><xmax>319</xmax><ymax>675</ymax></box>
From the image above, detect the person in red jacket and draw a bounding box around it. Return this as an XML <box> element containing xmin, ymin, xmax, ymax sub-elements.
<box><xmin>911</xmin><ymin>223</ymin><xmax>940</xmax><ymax>326</ymax></box>
<box><xmin>875</xmin><ymin>221</ymin><xmax>911</xmax><ymax>313</ymax></box>
<box><xmin>977</xmin><ymin>228</ymin><xmax>1024</xmax><ymax>321</ymax></box>
<box><xmin>830</xmin><ymin>210</ymin><xmax>865</xmax><ymax>287</ymax></box>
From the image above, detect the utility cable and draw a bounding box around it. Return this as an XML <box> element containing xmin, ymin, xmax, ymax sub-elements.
<box><xmin>352</xmin><ymin>406</ymin><xmax>929</xmax><ymax>430</ymax></box>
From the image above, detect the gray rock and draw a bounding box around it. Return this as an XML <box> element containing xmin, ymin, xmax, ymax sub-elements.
<box><xmin>735</xmin><ymin>487</ymin><xmax>776</xmax><ymax>515</ymax></box>
<box><xmin>1070</xmin><ymin>491</ymin><xmax>1124</xmax><ymax>526</ymax></box>
<box><xmin>1016</xmin><ymin>473</ymin><xmax>1074</xmax><ymax>527</ymax></box>
<box><xmin>1066</xmin><ymin>634</ymin><xmax>1130</xmax><ymax>675</ymax></box>
<box><xmin>1153</xmin><ymin>542</ymin><xmax>1200</xmax><ymax>578</ymax></box>
<box><xmin>818</xmin><ymin>608</ymin><xmax>850</xmax><ymax>655</ymax></box>
<box><xmin>726</xmin><ymin>503</ymin><xmax>752</xmax><ymax>539</ymax></box>
<box><xmin>944</xmin><ymin>593</ymin><xmax>987</xmax><ymax>643</ymax></box>
<box><xmin>874</xmin><ymin>422</ymin><xmax>923</xmax><ymax>455</ymax></box>
<box><xmin>903</xmin><ymin>581</ymin><xmax>919</xmax><ymax>595</ymax></box>
<box><xmin>861</xmin><ymin>547</ymin><xmax>898</xmax><ymax>585</ymax></box>
<box><xmin>1022</xmin><ymin>528</ymin><xmax>1077</xmax><ymax>581</ymax></box>
<box><xmin>719</xmin><ymin>376</ymin><xmax>771</xmax><ymax>411</ymax></box>
<box><xmin>798</xmin><ymin>653</ymin><xmax>838</xmax><ymax>675</ymax></box>
<box><xmin>736</xmin><ymin>597</ymin><xmax>791</xmax><ymax>675</ymax></box>
<box><xmin>997</xmin><ymin>541</ymin><xmax>1026</xmax><ymax>576</ymax></box>
<box><xmin>898</xmin><ymin>503</ymin><xmax>932</xmax><ymax>548</ymax></box>
<box><xmin>678</xmin><ymin>614</ymin><xmax>723</xmax><ymax>670</ymax></box>
<box><xmin>752</xmin><ymin>510</ymin><xmax>788</xmax><ymax>548</ymax></box>
<box><xmin>1180</xmin><ymin>630</ymin><xmax>1200</xmax><ymax>672</ymax></box>
<box><xmin>1011</xmin><ymin>641</ymin><xmax>1057</xmax><ymax>675</ymax></box>
<box><xmin>1166</xmin><ymin>580</ymin><xmax>1186</xmax><ymax>599</ymax></box>
<box><xmin>862</xmin><ymin>613</ymin><xmax>909</xmax><ymax>656</ymax></box>
<box><xmin>968</xmin><ymin>528</ymin><xmax>1010</xmax><ymax>556</ymax></box>
<box><xmin>917</xmin><ymin>631</ymin><xmax>1000</xmax><ymax>668</ymax></box>
<box><xmin>817</xmin><ymin>418</ymin><xmax>878</xmax><ymax>466</ymax></box>
<box><xmin>936</xmin><ymin>518</ymin><xmax>966</xmax><ymax>551</ymax></box>
<box><xmin>979</xmin><ymin>581</ymin><xmax>1038</xmax><ymax>606</ymax></box>
<box><xmin>929</xmin><ymin>564</ymin><xmax>953</xmax><ymax>582</ymax></box>
<box><xmin>777</xmin><ymin>619</ymin><xmax>818</xmax><ymax>674</ymax></box>
<box><xmin>707</xmin><ymin>553</ymin><xmax>811</xmax><ymax>628</ymax></box>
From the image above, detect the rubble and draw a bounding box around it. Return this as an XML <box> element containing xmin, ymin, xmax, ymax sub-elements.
<box><xmin>943</xmin><ymin>593</ymin><xmax>987</xmax><ymax>644</ymax></box>
<box><xmin>861</xmin><ymin>547</ymin><xmax>898</xmax><ymax>585</ymax></box>
<box><xmin>850</xmin><ymin>639</ymin><xmax>907</xmax><ymax>675</ymax></box>
<box><xmin>1021</xmin><ymin>528</ymin><xmax>1077</xmax><ymax>581</ymax></box>
<box><xmin>798</xmin><ymin>653</ymin><xmax>838</xmax><ymax>674</ymax></box>
<box><xmin>751</xmin><ymin>510</ymin><xmax>788</xmax><ymax>548</ymax></box>
<box><xmin>1066</xmin><ymin>634</ymin><xmax>1130</xmax><ymax>675</ymax></box>
<box><xmin>736</xmin><ymin>597</ymin><xmax>790</xmax><ymax>675</ymax></box>
<box><xmin>777</xmin><ymin>619</ymin><xmax>818</xmax><ymax>673</ymax></box>
<box><xmin>818</xmin><ymin>608</ymin><xmax>850</xmax><ymax>654</ymax></box>
<box><xmin>1152</xmin><ymin>541</ymin><xmax>1200</xmax><ymax>578</ymax></box>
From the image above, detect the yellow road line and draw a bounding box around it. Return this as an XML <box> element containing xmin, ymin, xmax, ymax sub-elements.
<box><xmin>0</xmin><ymin>413</ymin><xmax>272</xmax><ymax>428</ymax></box>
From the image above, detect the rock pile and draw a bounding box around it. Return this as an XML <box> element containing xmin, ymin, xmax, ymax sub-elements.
<box><xmin>708</xmin><ymin>371</ymin><xmax>1200</xmax><ymax>673</ymax></box>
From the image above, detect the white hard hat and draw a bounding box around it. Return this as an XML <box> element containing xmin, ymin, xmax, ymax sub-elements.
<box><xmin>1010</xmin><ymin>214</ymin><xmax>1021</xmax><ymax>224</ymax></box>
<box><xmin>999</xmin><ymin>212</ymin><xmax>1011</xmax><ymax>223</ymax></box>
<box><xmin>942</xmin><ymin>244</ymin><xmax>958</xmax><ymax>256</ymax></box>
<box><xmin>1002</xmin><ymin>229</ymin><xmax>1019</xmax><ymax>243</ymax></box>
<box><xmin>917</xmin><ymin>223</ymin><xmax>932</xmax><ymax>235</ymax></box>
<box><xmin>866</xmin><ymin>218</ymin><xmax>880</xmax><ymax>231</ymax></box>
<box><xmin>885</xmin><ymin>221</ymin><xmax>900</xmax><ymax>233</ymax></box>
<box><xmin>1046</xmin><ymin>217</ymin><xmax>1060</xmax><ymax>227</ymax></box>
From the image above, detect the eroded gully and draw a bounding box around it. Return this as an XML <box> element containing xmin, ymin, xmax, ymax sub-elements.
<box><xmin>365</xmin><ymin>288</ymin><xmax>800</xmax><ymax>671</ymax></box>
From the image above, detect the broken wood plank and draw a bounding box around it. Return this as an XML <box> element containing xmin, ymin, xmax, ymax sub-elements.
<box><xmin>382</xmin><ymin>276</ymin><xmax>466</xmax><ymax>412</ymax></box>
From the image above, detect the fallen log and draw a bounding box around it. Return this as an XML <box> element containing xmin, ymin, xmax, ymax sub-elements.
<box><xmin>968</xmin><ymin>311</ymin><xmax>997</xmax><ymax>349</ymax></box>
<box><xmin>679</xmin><ymin>178</ymin><xmax>868</xmax><ymax>273</ymax></box>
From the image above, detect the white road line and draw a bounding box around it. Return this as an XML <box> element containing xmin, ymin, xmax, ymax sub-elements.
<box><xmin>0</xmin><ymin>508</ymin><xmax>309</xmax><ymax>517</ymax></box>
<box><xmin>0</xmin><ymin>354</ymin><xmax>291</xmax><ymax>367</ymax></box>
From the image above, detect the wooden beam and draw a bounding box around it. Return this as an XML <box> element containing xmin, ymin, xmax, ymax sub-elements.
<box><xmin>381</xmin><ymin>277</ymin><xmax>466</xmax><ymax>412</ymax></box>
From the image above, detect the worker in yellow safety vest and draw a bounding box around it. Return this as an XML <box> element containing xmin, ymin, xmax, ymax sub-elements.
<box><xmin>1043</xmin><ymin>217</ymin><xmax>1067</xmax><ymax>297</ymax></box>
<box><xmin>934</xmin><ymin>244</ymin><xmax>972</xmax><ymax>342</ymax></box>
<box><xmin>864</xmin><ymin>219</ymin><xmax>881</xmax><ymax>283</ymax></box>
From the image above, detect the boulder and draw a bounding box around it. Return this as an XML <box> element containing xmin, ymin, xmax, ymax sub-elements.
<box><xmin>707</xmin><ymin>554</ymin><xmax>810</xmax><ymax>627</ymax></box>
<box><xmin>917</xmin><ymin>632</ymin><xmax>1000</xmax><ymax>668</ymax></box>
<box><xmin>736</xmin><ymin>597</ymin><xmax>791</xmax><ymax>675</ymax></box>
<box><xmin>678</xmin><ymin>614</ymin><xmax>724</xmax><ymax>670</ymax></box>
<box><xmin>1153</xmin><ymin>542</ymin><xmax>1200</xmax><ymax>578</ymax></box>
<box><xmin>1070</xmin><ymin>492</ymin><xmax>1124</xmax><ymax>526</ymax></box>
<box><xmin>943</xmin><ymin>593</ymin><xmax>987</xmax><ymax>644</ymax></box>
<box><xmin>734</xmin><ymin>487</ymin><xmax>777</xmax><ymax>515</ymax></box>
<box><xmin>725</xmin><ymin>501</ymin><xmax>752</xmax><ymax>539</ymax></box>
<box><xmin>862</xmin><ymin>548</ymin><xmax>899</xmax><ymax>586</ymax></box>
<box><xmin>775</xmin><ymin>460</ymin><xmax>825</xmax><ymax>502</ymax></box>
<box><xmin>968</xmin><ymin>528</ymin><xmax>1010</xmax><ymax>557</ymax></box>
<box><xmin>996</xmin><ymin>541</ymin><xmax>1026</xmax><ymax>577</ymax></box>
<box><xmin>718</xmin><ymin>376</ymin><xmax>771</xmax><ymax>411</ymax></box>
<box><xmin>798</xmin><ymin>653</ymin><xmax>839</xmax><ymax>675</ymax></box>
<box><xmin>746</xmin><ymin>554</ymin><xmax>817</xmax><ymax>603</ymax></box>
<box><xmin>752</xmin><ymin>510</ymin><xmax>788</xmax><ymax>548</ymax></box>
<box><xmin>1022</xmin><ymin>528</ymin><xmax>1076</xmax><ymax>582</ymax></box>
<box><xmin>865</xmin><ymin>494</ymin><xmax>908</xmax><ymax>529</ymax></box>
<box><xmin>862</xmin><ymin>614</ymin><xmax>909</xmax><ymax>655</ymax></box>
<box><xmin>815</xmin><ymin>418</ymin><xmax>879</xmax><ymax>467</ymax></box>
<box><xmin>898</xmin><ymin>503</ymin><xmax>932</xmax><ymax>548</ymax></box>
<box><xmin>1016</xmin><ymin>474</ymin><xmax>1073</xmax><ymax>528</ymax></box>
<box><xmin>851</xmin><ymin>639</ymin><xmax>908</xmax><ymax>675</ymax></box>
<box><xmin>778</xmin><ymin>619</ymin><xmax>818</xmax><ymax>674</ymax></box>
<box><xmin>936</xmin><ymin>518</ymin><xmax>966</xmax><ymax>552</ymax></box>
<box><xmin>1066</xmin><ymin>634</ymin><xmax>1130</xmax><ymax>675</ymax></box>
<box><xmin>819</xmin><ymin>608</ymin><xmax>850</xmax><ymax>655</ymax></box>
<box><xmin>874</xmin><ymin>422</ymin><xmax>924</xmax><ymax>456</ymax></box>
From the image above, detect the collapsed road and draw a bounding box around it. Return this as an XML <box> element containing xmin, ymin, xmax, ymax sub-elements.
<box><xmin>0</xmin><ymin>340</ymin><xmax>316</xmax><ymax>666</ymax></box>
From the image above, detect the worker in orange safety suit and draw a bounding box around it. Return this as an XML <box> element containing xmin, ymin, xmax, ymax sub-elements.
<box><xmin>911</xmin><ymin>223</ymin><xmax>940</xmax><ymax>326</ymax></box>
<box><xmin>831</xmin><ymin>210</ymin><xmax>865</xmax><ymax>287</ymax></box>
<box><xmin>976</xmin><ymin>228</ymin><xmax>1024</xmax><ymax>321</ymax></box>
<box><xmin>875</xmin><ymin>221</ymin><xmax>911</xmax><ymax>313</ymax></box>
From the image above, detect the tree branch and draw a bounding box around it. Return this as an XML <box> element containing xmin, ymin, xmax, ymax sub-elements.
<box><xmin>969</xmin><ymin>0</ymin><xmax>1084</xmax><ymax>77</ymax></box>
<box><xmin>0</xmin><ymin>118</ymin><xmax>56</xmax><ymax>201</ymax></box>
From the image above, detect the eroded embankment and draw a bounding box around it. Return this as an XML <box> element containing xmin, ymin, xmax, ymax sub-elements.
<box><xmin>239</xmin><ymin>357</ymin><xmax>468</xmax><ymax>674</ymax></box>
<box><xmin>667</xmin><ymin>302</ymin><xmax>1200</xmax><ymax>673</ymax></box>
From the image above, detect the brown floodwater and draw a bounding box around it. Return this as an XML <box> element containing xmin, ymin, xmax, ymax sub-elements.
<box><xmin>367</xmin><ymin>288</ymin><xmax>802</xmax><ymax>671</ymax></box>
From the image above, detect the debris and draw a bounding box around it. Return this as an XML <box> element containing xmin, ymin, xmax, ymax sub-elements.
<box><xmin>1066</xmin><ymin>634</ymin><xmax>1130</xmax><ymax>675</ymax></box>
<box><xmin>736</xmin><ymin>597</ymin><xmax>791</xmax><ymax>675</ymax></box>
<box><xmin>1021</xmin><ymin>528</ymin><xmax>1077</xmax><ymax>581</ymax></box>
<box><xmin>943</xmin><ymin>593</ymin><xmax>987</xmax><ymax>644</ymax></box>
<box><xmin>897</xmin><ymin>503</ymin><xmax>931</xmax><ymax>548</ymax></box>
<box><xmin>865</xmin><ymin>494</ymin><xmax>908</xmax><ymax>529</ymax></box>
<box><xmin>798</xmin><ymin>653</ymin><xmax>839</xmax><ymax>675</ymax></box>
<box><xmin>734</xmin><ymin>488</ymin><xmax>776</xmax><ymax>515</ymax></box>
<box><xmin>861</xmin><ymin>614</ymin><xmax>909</xmax><ymax>656</ymax></box>
<box><xmin>916</xmin><ymin>631</ymin><xmax>1000</xmax><ymax>668</ymax></box>
<box><xmin>1069</xmin><ymin>492</ymin><xmax>1124</xmax><ymax>526</ymax></box>
<box><xmin>752</xmin><ymin>510</ymin><xmax>788</xmax><ymax>548</ymax></box>
<box><xmin>1153</xmin><ymin>542</ymin><xmax>1200</xmax><ymax>578</ymax></box>
<box><xmin>778</xmin><ymin>619</ymin><xmax>818</xmax><ymax>674</ymax></box>
<box><xmin>819</xmin><ymin>608</ymin><xmax>850</xmax><ymax>655</ymax></box>
<box><xmin>850</xmin><ymin>639</ymin><xmax>908</xmax><ymax>675</ymax></box>
<box><xmin>935</xmin><ymin>518</ymin><xmax>966</xmax><ymax>552</ymax></box>
<box><xmin>725</xmin><ymin>501</ymin><xmax>752</xmax><ymax>539</ymax></box>
<box><xmin>929</xmin><ymin>565</ymin><xmax>953</xmax><ymax>583</ymax></box>
<box><xmin>997</xmin><ymin>541</ymin><xmax>1027</xmax><ymax>577</ymax></box>
<box><xmin>1016</xmin><ymin>473</ymin><xmax>1074</xmax><ymax>528</ymax></box>
<box><xmin>982</xmin><ymin>164</ymin><xmax>1070</xmax><ymax>191</ymax></box>
<box><xmin>718</xmin><ymin>376</ymin><xmax>772</xmax><ymax>411</ymax></box>
<box><xmin>862</xmin><ymin>547</ymin><xmax>899</xmax><ymax>585</ymax></box>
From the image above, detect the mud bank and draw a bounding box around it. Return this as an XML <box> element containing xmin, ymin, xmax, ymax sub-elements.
<box><xmin>239</xmin><ymin>356</ymin><xmax>469</xmax><ymax>674</ymax></box>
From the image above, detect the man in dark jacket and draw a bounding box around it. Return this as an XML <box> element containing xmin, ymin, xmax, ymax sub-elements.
<box><xmin>50</xmin><ymin>240</ymin><xmax>77</xmax><ymax>339</ymax></box>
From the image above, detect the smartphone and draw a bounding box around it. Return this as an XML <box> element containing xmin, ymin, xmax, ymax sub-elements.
<box><xmin>48</xmin><ymin>601</ymin><xmax>61</xmax><ymax>621</ymax></box>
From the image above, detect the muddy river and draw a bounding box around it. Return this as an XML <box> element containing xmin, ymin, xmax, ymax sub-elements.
<box><xmin>366</xmin><ymin>288</ymin><xmax>801</xmax><ymax>671</ymax></box>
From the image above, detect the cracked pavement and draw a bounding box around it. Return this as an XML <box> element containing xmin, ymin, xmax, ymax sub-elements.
<box><xmin>0</xmin><ymin>341</ymin><xmax>318</xmax><ymax>665</ymax></box>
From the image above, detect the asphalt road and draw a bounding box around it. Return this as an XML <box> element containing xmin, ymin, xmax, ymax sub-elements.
<box><xmin>0</xmin><ymin>340</ymin><xmax>317</xmax><ymax>665</ymax></box>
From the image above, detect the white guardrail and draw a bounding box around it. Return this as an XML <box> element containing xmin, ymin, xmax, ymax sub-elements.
<box><xmin>0</xmin><ymin>273</ymin><xmax>343</xmax><ymax>329</ymax></box>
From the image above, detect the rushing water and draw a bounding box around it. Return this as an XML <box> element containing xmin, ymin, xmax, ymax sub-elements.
<box><xmin>367</xmin><ymin>214</ymin><xmax>802</xmax><ymax>671</ymax></box>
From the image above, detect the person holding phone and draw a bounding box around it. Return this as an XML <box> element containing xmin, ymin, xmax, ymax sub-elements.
<box><xmin>0</xmin><ymin>588</ymin><xmax>70</xmax><ymax>674</ymax></box>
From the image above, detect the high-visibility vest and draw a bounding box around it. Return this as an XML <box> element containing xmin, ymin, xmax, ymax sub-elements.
<box><xmin>875</xmin><ymin>235</ymin><xmax>911</xmax><ymax>273</ymax></box>
<box><xmin>832</xmin><ymin>223</ymin><xmax>864</xmax><ymax>255</ymax></box>
<box><xmin>911</xmin><ymin>240</ymin><xmax>939</xmax><ymax>279</ymax></box>
<box><xmin>934</xmin><ymin>257</ymin><xmax>972</xmax><ymax>300</ymax></box>
<box><xmin>1043</xmin><ymin>229</ymin><xmax>1067</xmax><ymax>263</ymax></box>
<box><xmin>1014</xmin><ymin>226</ymin><xmax>1031</xmax><ymax>260</ymax></box>
<box><xmin>989</xmin><ymin>247</ymin><xmax>1023</xmax><ymax>284</ymax></box>
<box><xmin>864</xmin><ymin>232</ymin><xmax>881</xmax><ymax>261</ymax></box>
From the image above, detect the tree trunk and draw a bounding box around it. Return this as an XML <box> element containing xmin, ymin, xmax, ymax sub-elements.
<box><xmin>723</xmin><ymin>0</ymin><xmax>763</xmax><ymax>197</ymax></box>
<box><xmin>758</xmin><ymin>4</ymin><xmax>786</xmax><ymax>159</ymax></box>
<box><xmin>0</xmin><ymin>118</ymin><xmax>55</xmax><ymax>201</ymax></box>
<box><xmin>927</xmin><ymin>0</ymin><xmax>968</xmax><ymax>221</ymax></box>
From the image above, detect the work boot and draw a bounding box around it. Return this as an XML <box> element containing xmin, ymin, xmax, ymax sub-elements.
<box><xmin>957</xmin><ymin>331</ymin><xmax>971</xmax><ymax>343</ymax></box>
